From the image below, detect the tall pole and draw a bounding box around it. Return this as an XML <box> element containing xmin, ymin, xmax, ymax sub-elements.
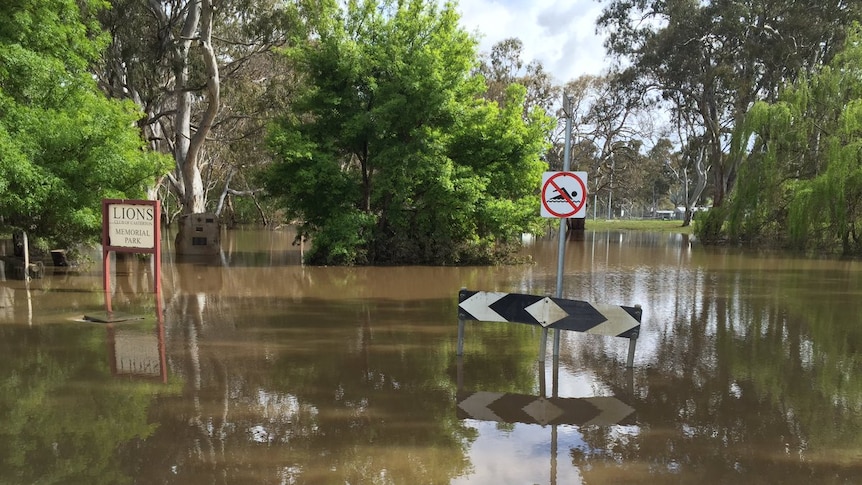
<box><xmin>546</xmin><ymin>94</ymin><xmax>573</xmax><ymax>360</ymax></box>
<box><xmin>555</xmin><ymin>94</ymin><xmax>572</xmax><ymax>296</ymax></box>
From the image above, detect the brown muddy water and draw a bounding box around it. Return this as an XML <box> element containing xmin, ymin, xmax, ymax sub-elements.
<box><xmin>1</xmin><ymin>227</ymin><xmax>862</xmax><ymax>484</ymax></box>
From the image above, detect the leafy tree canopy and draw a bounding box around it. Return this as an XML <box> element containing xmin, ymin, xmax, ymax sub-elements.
<box><xmin>0</xmin><ymin>0</ymin><xmax>169</xmax><ymax>248</ymax></box>
<box><xmin>262</xmin><ymin>0</ymin><xmax>552</xmax><ymax>265</ymax></box>
<box><xmin>705</xmin><ymin>24</ymin><xmax>862</xmax><ymax>254</ymax></box>
<box><xmin>599</xmin><ymin>0</ymin><xmax>862</xmax><ymax>208</ymax></box>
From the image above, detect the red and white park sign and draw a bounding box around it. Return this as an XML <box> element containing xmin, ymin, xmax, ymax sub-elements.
<box><xmin>540</xmin><ymin>171</ymin><xmax>588</xmax><ymax>218</ymax></box>
<box><xmin>101</xmin><ymin>199</ymin><xmax>162</xmax><ymax>314</ymax></box>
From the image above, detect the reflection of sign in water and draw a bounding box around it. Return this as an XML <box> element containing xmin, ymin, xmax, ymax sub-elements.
<box><xmin>457</xmin><ymin>391</ymin><xmax>635</xmax><ymax>426</ymax></box>
<box><xmin>108</xmin><ymin>327</ymin><xmax>165</xmax><ymax>380</ymax></box>
<box><xmin>106</xmin><ymin>203</ymin><xmax>157</xmax><ymax>249</ymax></box>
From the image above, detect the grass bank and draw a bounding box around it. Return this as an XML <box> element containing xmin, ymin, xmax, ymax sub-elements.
<box><xmin>584</xmin><ymin>219</ymin><xmax>694</xmax><ymax>234</ymax></box>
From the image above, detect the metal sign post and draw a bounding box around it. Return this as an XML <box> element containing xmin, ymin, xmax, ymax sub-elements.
<box><xmin>545</xmin><ymin>94</ymin><xmax>577</xmax><ymax>359</ymax></box>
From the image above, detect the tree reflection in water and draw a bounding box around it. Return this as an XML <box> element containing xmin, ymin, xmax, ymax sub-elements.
<box><xmin>1</xmin><ymin>229</ymin><xmax>862</xmax><ymax>484</ymax></box>
<box><xmin>564</xmin><ymin>237</ymin><xmax>862</xmax><ymax>484</ymax></box>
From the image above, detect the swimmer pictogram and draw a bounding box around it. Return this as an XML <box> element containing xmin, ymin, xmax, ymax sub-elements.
<box><xmin>547</xmin><ymin>187</ymin><xmax>578</xmax><ymax>201</ymax></box>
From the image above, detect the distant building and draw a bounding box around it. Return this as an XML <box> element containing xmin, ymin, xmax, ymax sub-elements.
<box><xmin>655</xmin><ymin>210</ymin><xmax>676</xmax><ymax>220</ymax></box>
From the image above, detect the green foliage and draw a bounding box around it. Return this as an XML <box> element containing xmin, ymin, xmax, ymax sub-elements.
<box><xmin>599</xmin><ymin>0</ymin><xmax>862</xmax><ymax>208</ymax></box>
<box><xmin>0</xmin><ymin>325</ymin><xmax>165</xmax><ymax>485</ymax></box>
<box><xmin>0</xmin><ymin>0</ymin><xmax>110</xmax><ymax>74</ymax></box>
<box><xmin>263</xmin><ymin>0</ymin><xmax>551</xmax><ymax>265</ymax></box>
<box><xmin>693</xmin><ymin>205</ymin><xmax>727</xmax><ymax>243</ymax></box>
<box><xmin>787</xmin><ymin>180</ymin><xmax>817</xmax><ymax>249</ymax></box>
<box><xmin>720</xmin><ymin>25</ymin><xmax>862</xmax><ymax>254</ymax></box>
<box><xmin>0</xmin><ymin>0</ymin><xmax>169</xmax><ymax>248</ymax></box>
<box><xmin>724</xmin><ymin>101</ymin><xmax>784</xmax><ymax>243</ymax></box>
<box><xmin>305</xmin><ymin>210</ymin><xmax>376</xmax><ymax>265</ymax></box>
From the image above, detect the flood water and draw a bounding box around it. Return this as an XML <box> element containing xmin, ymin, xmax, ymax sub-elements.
<box><xmin>2</xmin><ymin>227</ymin><xmax>862</xmax><ymax>484</ymax></box>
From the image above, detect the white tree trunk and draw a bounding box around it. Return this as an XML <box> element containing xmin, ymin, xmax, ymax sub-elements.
<box><xmin>172</xmin><ymin>0</ymin><xmax>220</xmax><ymax>215</ymax></box>
<box><xmin>165</xmin><ymin>0</ymin><xmax>223</xmax><ymax>255</ymax></box>
<box><xmin>683</xmin><ymin>145</ymin><xmax>709</xmax><ymax>226</ymax></box>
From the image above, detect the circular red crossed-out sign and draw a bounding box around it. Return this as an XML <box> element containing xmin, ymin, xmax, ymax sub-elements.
<box><xmin>541</xmin><ymin>171</ymin><xmax>588</xmax><ymax>218</ymax></box>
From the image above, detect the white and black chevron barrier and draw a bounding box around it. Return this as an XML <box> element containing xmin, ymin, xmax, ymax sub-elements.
<box><xmin>457</xmin><ymin>289</ymin><xmax>642</xmax><ymax>367</ymax></box>
<box><xmin>456</xmin><ymin>390</ymin><xmax>635</xmax><ymax>426</ymax></box>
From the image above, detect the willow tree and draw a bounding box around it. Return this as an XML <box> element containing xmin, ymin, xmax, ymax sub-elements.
<box><xmin>263</xmin><ymin>0</ymin><xmax>551</xmax><ymax>265</ymax></box>
<box><xmin>722</xmin><ymin>26</ymin><xmax>862</xmax><ymax>254</ymax></box>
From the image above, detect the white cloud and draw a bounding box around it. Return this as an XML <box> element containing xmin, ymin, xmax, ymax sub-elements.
<box><xmin>453</xmin><ymin>0</ymin><xmax>610</xmax><ymax>84</ymax></box>
<box><xmin>450</xmin><ymin>422</ymin><xmax>587</xmax><ymax>484</ymax></box>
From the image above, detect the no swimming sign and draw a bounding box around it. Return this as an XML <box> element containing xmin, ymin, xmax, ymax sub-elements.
<box><xmin>540</xmin><ymin>171</ymin><xmax>587</xmax><ymax>218</ymax></box>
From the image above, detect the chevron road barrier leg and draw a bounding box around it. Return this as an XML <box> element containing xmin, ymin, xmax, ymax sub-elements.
<box><xmin>456</xmin><ymin>356</ymin><xmax>464</xmax><ymax>393</ymax></box>
<box><xmin>457</xmin><ymin>318</ymin><xmax>465</xmax><ymax>356</ymax></box>
<box><xmin>552</xmin><ymin>328</ymin><xmax>561</xmax><ymax>357</ymax></box>
<box><xmin>626</xmin><ymin>337</ymin><xmax>637</xmax><ymax>368</ymax></box>
<box><xmin>625</xmin><ymin>305</ymin><xmax>642</xmax><ymax>368</ymax></box>
<box><xmin>539</xmin><ymin>327</ymin><xmax>548</xmax><ymax>362</ymax></box>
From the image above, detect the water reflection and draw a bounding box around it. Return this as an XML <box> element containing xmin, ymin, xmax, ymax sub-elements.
<box><xmin>1</xmin><ymin>228</ymin><xmax>862</xmax><ymax>483</ymax></box>
<box><xmin>456</xmin><ymin>357</ymin><xmax>636</xmax><ymax>426</ymax></box>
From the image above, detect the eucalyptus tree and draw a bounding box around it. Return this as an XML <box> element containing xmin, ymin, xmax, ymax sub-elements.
<box><xmin>560</xmin><ymin>73</ymin><xmax>653</xmax><ymax>219</ymax></box>
<box><xmin>476</xmin><ymin>38</ymin><xmax>560</xmax><ymax>118</ymax></box>
<box><xmin>96</xmin><ymin>0</ymin><xmax>304</xmax><ymax>227</ymax></box>
<box><xmin>0</xmin><ymin>0</ymin><xmax>168</xmax><ymax>248</ymax></box>
<box><xmin>665</xmin><ymin>127</ymin><xmax>710</xmax><ymax>226</ymax></box>
<box><xmin>598</xmin><ymin>0</ymin><xmax>862</xmax><ymax>209</ymax></box>
<box><xmin>629</xmin><ymin>138</ymin><xmax>675</xmax><ymax>217</ymax></box>
<box><xmin>476</xmin><ymin>40</ymin><xmax>663</xmax><ymax>222</ymax></box>
<box><xmin>263</xmin><ymin>0</ymin><xmax>552</xmax><ymax>265</ymax></box>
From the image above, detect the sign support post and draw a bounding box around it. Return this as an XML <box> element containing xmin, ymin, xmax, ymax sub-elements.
<box><xmin>549</xmin><ymin>94</ymin><xmax>575</xmax><ymax>360</ymax></box>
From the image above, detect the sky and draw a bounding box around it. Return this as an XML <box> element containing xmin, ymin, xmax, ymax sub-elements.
<box><xmin>453</xmin><ymin>0</ymin><xmax>611</xmax><ymax>85</ymax></box>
